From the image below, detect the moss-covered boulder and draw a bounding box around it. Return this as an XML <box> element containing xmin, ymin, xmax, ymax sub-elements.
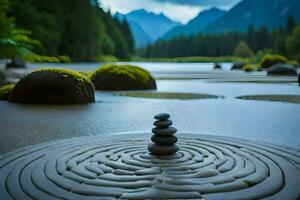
<box><xmin>267</xmin><ymin>64</ymin><xmax>297</xmax><ymax>76</ymax></box>
<box><xmin>0</xmin><ymin>84</ymin><xmax>14</xmax><ymax>101</ymax></box>
<box><xmin>260</xmin><ymin>54</ymin><xmax>288</xmax><ymax>68</ymax></box>
<box><xmin>242</xmin><ymin>64</ymin><xmax>256</xmax><ymax>72</ymax></box>
<box><xmin>90</xmin><ymin>64</ymin><xmax>157</xmax><ymax>90</ymax></box>
<box><xmin>10</xmin><ymin>68</ymin><xmax>95</xmax><ymax>104</ymax></box>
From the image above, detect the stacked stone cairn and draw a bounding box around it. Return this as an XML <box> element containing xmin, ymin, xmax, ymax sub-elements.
<box><xmin>148</xmin><ymin>113</ymin><xmax>179</xmax><ymax>155</ymax></box>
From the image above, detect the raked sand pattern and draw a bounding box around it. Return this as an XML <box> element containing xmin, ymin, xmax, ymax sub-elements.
<box><xmin>0</xmin><ymin>133</ymin><xmax>300</xmax><ymax>200</ymax></box>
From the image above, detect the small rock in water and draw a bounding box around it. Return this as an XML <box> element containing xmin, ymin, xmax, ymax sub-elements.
<box><xmin>154</xmin><ymin>113</ymin><xmax>170</xmax><ymax>120</ymax></box>
<box><xmin>153</xmin><ymin>119</ymin><xmax>173</xmax><ymax>127</ymax></box>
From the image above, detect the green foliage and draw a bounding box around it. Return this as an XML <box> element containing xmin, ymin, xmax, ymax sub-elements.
<box><xmin>286</xmin><ymin>26</ymin><xmax>300</xmax><ymax>63</ymax></box>
<box><xmin>0</xmin><ymin>0</ymin><xmax>42</xmax><ymax>60</ymax></box>
<box><xmin>0</xmin><ymin>0</ymin><xmax>11</xmax><ymax>38</ymax></box>
<box><xmin>6</xmin><ymin>0</ymin><xmax>134</xmax><ymax>62</ymax></box>
<box><xmin>138</xmin><ymin>17</ymin><xmax>298</xmax><ymax>63</ymax></box>
<box><xmin>242</xmin><ymin>64</ymin><xmax>256</xmax><ymax>72</ymax></box>
<box><xmin>0</xmin><ymin>28</ymin><xmax>41</xmax><ymax>59</ymax></box>
<box><xmin>288</xmin><ymin>60</ymin><xmax>300</xmax><ymax>67</ymax></box>
<box><xmin>11</xmin><ymin>68</ymin><xmax>95</xmax><ymax>104</ymax></box>
<box><xmin>139</xmin><ymin>32</ymin><xmax>245</xmax><ymax>58</ymax></box>
<box><xmin>9</xmin><ymin>0</ymin><xmax>63</xmax><ymax>56</ymax></box>
<box><xmin>234</xmin><ymin>41</ymin><xmax>253</xmax><ymax>58</ymax></box>
<box><xmin>24</xmin><ymin>54</ymin><xmax>71</xmax><ymax>63</ymax></box>
<box><xmin>96</xmin><ymin>55</ymin><xmax>119</xmax><ymax>62</ymax></box>
<box><xmin>0</xmin><ymin>84</ymin><xmax>14</xmax><ymax>100</ymax></box>
<box><xmin>286</xmin><ymin>16</ymin><xmax>296</xmax><ymax>33</ymax></box>
<box><xmin>91</xmin><ymin>64</ymin><xmax>156</xmax><ymax>90</ymax></box>
<box><xmin>259</xmin><ymin>54</ymin><xmax>288</xmax><ymax>68</ymax></box>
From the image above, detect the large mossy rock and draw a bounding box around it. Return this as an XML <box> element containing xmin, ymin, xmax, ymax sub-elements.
<box><xmin>242</xmin><ymin>64</ymin><xmax>256</xmax><ymax>72</ymax></box>
<box><xmin>91</xmin><ymin>64</ymin><xmax>157</xmax><ymax>90</ymax></box>
<box><xmin>267</xmin><ymin>64</ymin><xmax>297</xmax><ymax>76</ymax></box>
<box><xmin>0</xmin><ymin>84</ymin><xmax>14</xmax><ymax>101</ymax></box>
<box><xmin>260</xmin><ymin>54</ymin><xmax>288</xmax><ymax>69</ymax></box>
<box><xmin>10</xmin><ymin>68</ymin><xmax>95</xmax><ymax>104</ymax></box>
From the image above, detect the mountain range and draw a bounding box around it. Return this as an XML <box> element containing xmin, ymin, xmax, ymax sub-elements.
<box><xmin>205</xmin><ymin>0</ymin><xmax>300</xmax><ymax>33</ymax></box>
<box><xmin>115</xmin><ymin>9</ymin><xmax>180</xmax><ymax>47</ymax></box>
<box><xmin>115</xmin><ymin>0</ymin><xmax>300</xmax><ymax>48</ymax></box>
<box><xmin>163</xmin><ymin>7</ymin><xmax>226</xmax><ymax>39</ymax></box>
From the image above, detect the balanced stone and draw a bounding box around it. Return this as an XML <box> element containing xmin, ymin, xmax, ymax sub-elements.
<box><xmin>148</xmin><ymin>143</ymin><xmax>179</xmax><ymax>155</ymax></box>
<box><xmin>154</xmin><ymin>113</ymin><xmax>170</xmax><ymax>120</ymax></box>
<box><xmin>151</xmin><ymin>135</ymin><xmax>177</xmax><ymax>145</ymax></box>
<box><xmin>153</xmin><ymin>119</ymin><xmax>173</xmax><ymax>127</ymax></box>
<box><xmin>152</xmin><ymin>127</ymin><xmax>177</xmax><ymax>136</ymax></box>
<box><xmin>149</xmin><ymin>113</ymin><xmax>179</xmax><ymax>156</ymax></box>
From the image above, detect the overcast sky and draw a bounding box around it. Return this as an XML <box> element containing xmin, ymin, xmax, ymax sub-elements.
<box><xmin>99</xmin><ymin>0</ymin><xmax>241</xmax><ymax>24</ymax></box>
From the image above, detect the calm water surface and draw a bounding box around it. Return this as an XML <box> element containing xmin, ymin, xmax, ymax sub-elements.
<box><xmin>0</xmin><ymin>62</ymin><xmax>299</xmax><ymax>153</ymax></box>
<box><xmin>28</xmin><ymin>62</ymin><xmax>234</xmax><ymax>72</ymax></box>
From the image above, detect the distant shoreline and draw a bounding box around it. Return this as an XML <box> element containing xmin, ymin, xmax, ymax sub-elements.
<box><xmin>132</xmin><ymin>56</ymin><xmax>249</xmax><ymax>63</ymax></box>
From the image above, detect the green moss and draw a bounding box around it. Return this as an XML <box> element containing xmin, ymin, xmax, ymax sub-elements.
<box><xmin>11</xmin><ymin>68</ymin><xmax>95</xmax><ymax>104</ymax></box>
<box><xmin>0</xmin><ymin>84</ymin><xmax>15</xmax><ymax>101</ymax></box>
<box><xmin>91</xmin><ymin>64</ymin><xmax>156</xmax><ymax>90</ymax></box>
<box><xmin>288</xmin><ymin>60</ymin><xmax>300</xmax><ymax>67</ymax></box>
<box><xmin>79</xmin><ymin>71</ymin><xmax>93</xmax><ymax>78</ymax></box>
<box><xmin>116</xmin><ymin>92</ymin><xmax>222</xmax><ymax>100</ymax></box>
<box><xmin>242</xmin><ymin>64</ymin><xmax>256</xmax><ymax>72</ymax></box>
<box><xmin>260</xmin><ymin>54</ymin><xmax>288</xmax><ymax>68</ymax></box>
<box><xmin>34</xmin><ymin>68</ymin><xmax>92</xmax><ymax>85</ymax></box>
<box><xmin>236</xmin><ymin>95</ymin><xmax>300</xmax><ymax>104</ymax></box>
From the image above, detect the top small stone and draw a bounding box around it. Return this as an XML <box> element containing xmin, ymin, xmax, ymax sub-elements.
<box><xmin>154</xmin><ymin>113</ymin><xmax>170</xmax><ymax>120</ymax></box>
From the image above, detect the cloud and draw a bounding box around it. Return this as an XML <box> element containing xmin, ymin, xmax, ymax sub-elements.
<box><xmin>99</xmin><ymin>0</ymin><xmax>203</xmax><ymax>24</ymax></box>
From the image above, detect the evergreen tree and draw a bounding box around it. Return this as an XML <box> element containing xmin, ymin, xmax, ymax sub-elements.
<box><xmin>286</xmin><ymin>16</ymin><xmax>296</xmax><ymax>33</ymax></box>
<box><xmin>246</xmin><ymin>25</ymin><xmax>257</xmax><ymax>51</ymax></box>
<box><xmin>0</xmin><ymin>0</ymin><xmax>11</xmax><ymax>38</ymax></box>
<box><xmin>120</xmin><ymin>19</ymin><xmax>135</xmax><ymax>54</ymax></box>
<box><xmin>6</xmin><ymin>0</ymin><xmax>134</xmax><ymax>61</ymax></box>
<box><xmin>256</xmin><ymin>26</ymin><xmax>269</xmax><ymax>51</ymax></box>
<box><xmin>234</xmin><ymin>41</ymin><xmax>253</xmax><ymax>57</ymax></box>
<box><xmin>286</xmin><ymin>26</ymin><xmax>300</xmax><ymax>62</ymax></box>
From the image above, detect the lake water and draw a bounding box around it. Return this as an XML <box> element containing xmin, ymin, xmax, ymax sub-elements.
<box><xmin>0</xmin><ymin>62</ymin><xmax>299</xmax><ymax>153</ymax></box>
<box><xmin>28</xmin><ymin>62</ymin><xmax>234</xmax><ymax>72</ymax></box>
